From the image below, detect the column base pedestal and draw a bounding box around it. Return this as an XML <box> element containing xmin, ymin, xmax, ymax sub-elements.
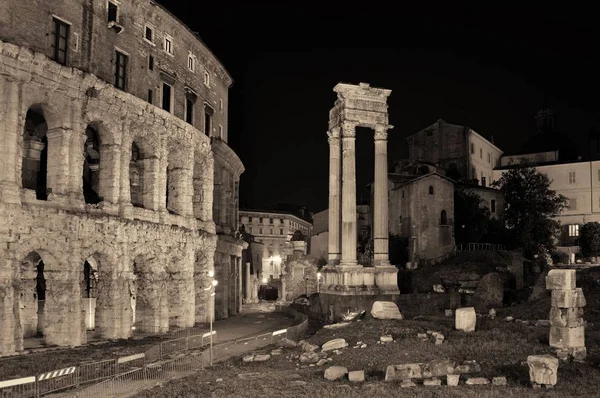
<box><xmin>318</xmin><ymin>265</ymin><xmax>400</xmax><ymax>321</ymax></box>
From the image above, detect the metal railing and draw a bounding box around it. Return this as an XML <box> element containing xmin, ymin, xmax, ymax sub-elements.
<box><xmin>0</xmin><ymin>328</ymin><xmax>212</xmax><ymax>398</ymax></box>
<box><xmin>456</xmin><ymin>242</ymin><xmax>505</xmax><ymax>252</ymax></box>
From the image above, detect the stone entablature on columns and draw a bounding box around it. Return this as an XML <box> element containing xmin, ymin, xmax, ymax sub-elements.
<box><xmin>327</xmin><ymin>82</ymin><xmax>393</xmax><ymax>268</ymax></box>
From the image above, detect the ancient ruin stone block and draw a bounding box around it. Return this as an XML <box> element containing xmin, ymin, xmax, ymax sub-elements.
<box><xmin>446</xmin><ymin>374</ymin><xmax>460</xmax><ymax>386</ymax></box>
<box><xmin>385</xmin><ymin>363</ymin><xmax>423</xmax><ymax>381</ymax></box>
<box><xmin>549</xmin><ymin>307</ymin><xmax>583</xmax><ymax>327</ymax></box>
<box><xmin>465</xmin><ymin>377</ymin><xmax>489</xmax><ymax>385</ymax></box>
<box><xmin>492</xmin><ymin>376</ymin><xmax>507</xmax><ymax>386</ymax></box>
<box><xmin>348</xmin><ymin>370</ymin><xmax>365</xmax><ymax>382</ymax></box>
<box><xmin>549</xmin><ymin>326</ymin><xmax>585</xmax><ymax>349</ymax></box>
<box><xmin>455</xmin><ymin>307</ymin><xmax>476</xmax><ymax>332</ymax></box>
<box><xmin>324</xmin><ymin>366</ymin><xmax>348</xmax><ymax>381</ymax></box>
<box><xmin>371</xmin><ymin>301</ymin><xmax>402</xmax><ymax>320</ymax></box>
<box><xmin>423</xmin><ymin>358</ymin><xmax>455</xmax><ymax>378</ymax></box>
<box><xmin>551</xmin><ymin>288</ymin><xmax>586</xmax><ymax>308</ymax></box>
<box><xmin>423</xmin><ymin>378</ymin><xmax>442</xmax><ymax>386</ymax></box>
<box><xmin>571</xmin><ymin>347</ymin><xmax>587</xmax><ymax>361</ymax></box>
<box><xmin>546</xmin><ymin>269</ymin><xmax>576</xmax><ymax>290</ymax></box>
<box><xmin>322</xmin><ymin>338</ymin><xmax>348</xmax><ymax>351</ymax></box>
<box><xmin>527</xmin><ymin>355</ymin><xmax>559</xmax><ymax>386</ymax></box>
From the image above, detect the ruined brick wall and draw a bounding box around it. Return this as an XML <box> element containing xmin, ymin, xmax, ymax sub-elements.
<box><xmin>282</xmin><ymin>256</ymin><xmax>318</xmax><ymax>301</ymax></box>
<box><xmin>406</xmin><ymin>121</ymin><xmax>469</xmax><ymax>178</ymax></box>
<box><xmin>0</xmin><ymin>0</ymin><xmax>231</xmax><ymax>140</ymax></box>
<box><xmin>0</xmin><ymin>39</ymin><xmax>228</xmax><ymax>357</ymax></box>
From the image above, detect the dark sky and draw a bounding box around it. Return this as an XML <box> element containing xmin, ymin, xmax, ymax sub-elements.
<box><xmin>156</xmin><ymin>2</ymin><xmax>600</xmax><ymax>213</ymax></box>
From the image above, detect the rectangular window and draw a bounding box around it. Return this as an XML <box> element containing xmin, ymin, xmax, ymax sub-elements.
<box><xmin>114</xmin><ymin>50</ymin><xmax>128</xmax><ymax>90</ymax></box>
<box><xmin>107</xmin><ymin>1</ymin><xmax>119</xmax><ymax>23</ymax></box>
<box><xmin>481</xmin><ymin>176</ymin><xmax>486</xmax><ymax>187</ymax></box>
<box><xmin>218</xmin><ymin>125</ymin><xmax>223</xmax><ymax>139</ymax></box>
<box><xmin>488</xmin><ymin>153</ymin><xmax>491</xmax><ymax>163</ymax></box>
<box><xmin>280</xmin><ymin>218</ymin><xmax>284</xmax><ymax>223</ymax></box>
<box><xmin>185</xmin><ymin>96</ymin><xmax>195</xmax><ymax>124</ymax></box>
<box><xmin>147</xmin><ymin>89</ymin><xmax>153</xmax><ymax>104</ymax></box>
<box><xmin>204</xmin><ymin>105</ymin><xmax>214</xmax><ymax>135</ymax></box>
<box><xmin>597</xmin><ymin>169</ymin><xmax>600</xmax><ymax>182</ymax></box>
<box><xmin>187</xmin><ymin>53</ymin><xmax>195</xmax><ymax>72</ymax></box>
<box><xmin>259</xmin><ymin>228</ymin><xmax>263</xmax><ymax>234</ymax></box>
<box><xmin>280</xmin><ymin>228</ymin><xmax>284</xmax><ymax>235</ymax></box>
<box><xmin>270</xmin><ymin>228</ymin><xmax>274</xmax><ymax>235</ymax></box>
<box><xmin>249</xmin><ymin>216</ymin><xmax>253</xmax><ymax>222</ymax></box>
<box><xmin>51</xmin><ymin>17</ymin><xmax>70</xmax><ymax>65</ymax></box>
<box><xmin>219</xmin><ymin>99</ymin><xmax>223</xmax><ymax>112</ymax></box>
<box><xmin>269</xmin><ymin>218</ymin><xmax>273</xmax><ymax>224</ymax></box>
<box><xmin>569</xmin><ymin>224</ymin><xmax>579</xmax><ymax>237</ymax></box>
<box><xmin>249</xmin><ymin>227</ymin><xmax>253</xmax><ymax>234</ymax></box>
<box><xmin>161</xmin><ymin>82</ymin><xmax>172</xmax><ymax>113</ymax></box>
<box><xmin>569</xmin><ymin>171</ymin><xmax>576</xmax><ymax>184</ymax></box>
<box><xmin>259</xmin><ymin>217</ymin><xmax>263</xmax><ymax>223</ymax></box>
<box><xmin>480</xmin><ymin>148</ymin><xmax>483</xmax><ymax>158</ymax></box>
<box><xmin>144</xmin><ymin>25</ymin><xmax>154</xmax><ymax>43</ymax></box>
<box><xmin>470</xmin><ymin>142</ymin><xmax>474</xmax><ymax>154</ymax></box>
<box><xmin>491</xmin><ymin>199</ymin><xmax>496</xmax><ymax>213</ymax></box>
<box><xmin>164</xmin><ymin>35</ymin><xmax>173</xmax><ymax>55</ymax></box>
<box><xmin>204</xmin><ymin>70</ymin><xmax>210</xmax><ymax>86</ymax></box>
<box><xmin>148</xmin><ymin>55</ymin><xmax>154</xmax><ymax>71</ymax></box>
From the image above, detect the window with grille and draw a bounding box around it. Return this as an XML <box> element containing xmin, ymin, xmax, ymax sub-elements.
<box><xmin>569</xmin><ymin>224</ymin><xmax>579</xmax><ymax>237</ymax></box>
<box><xmin>51</xmin><ymin>18</ymin><xmax>70</xmax><ymax>65</ymax></box>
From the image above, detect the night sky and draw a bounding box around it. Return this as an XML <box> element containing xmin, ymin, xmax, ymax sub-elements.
<box><xmin>156</xmin><ymin>2</ymin><xmax>600</xmax><ymax>214</ymax></box>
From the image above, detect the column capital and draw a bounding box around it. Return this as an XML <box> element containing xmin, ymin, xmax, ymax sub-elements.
<box><xmin>374</xmin><ymin>124</ymin><xmax>393</xmax><ymax>141</ymax></box>
<box><xmin>327</xmin><ymin>130</ymin><xmax>340</xmax><ymax>145</ymax></box>
<box><xmin>341</xmin><ymin>121</ymin><xmax>357</xmax><ymax>137</ymax></box>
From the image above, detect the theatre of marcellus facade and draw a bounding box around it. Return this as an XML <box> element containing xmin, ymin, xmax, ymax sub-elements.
<box><xmin>0</xmin><ymin>0</ymin><xmax>246</xmax><ymax>356</ymax></box>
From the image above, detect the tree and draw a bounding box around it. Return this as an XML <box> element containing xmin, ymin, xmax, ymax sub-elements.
<box><xmin>492</xmin><ymin>160</ymin><xmax>567</xmax><ymax>259</ymax></box>
<box><xmin>454</xmin><ymin>187</ymin><xmax>491</xmax><ymax>245</ymax></box>
<box><xmin>580</xmin><ymin>222</ymin><xmax>600</xmax><ymax>257</ymax></box>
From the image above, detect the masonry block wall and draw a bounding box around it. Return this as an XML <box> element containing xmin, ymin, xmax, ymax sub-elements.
<box><xmin>0</xmin><ymin>0</ymin><xmax>246</xmax><ymax>357</ymax></box>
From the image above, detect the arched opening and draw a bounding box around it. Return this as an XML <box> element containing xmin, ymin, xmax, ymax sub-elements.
<box><xmin>81</xmin><ymin>257</ymin><xmax>99</xmax><ymax>333</ymax></box>
<box><xmin>429</xmin><ymin>185</ymin><xmax>434</xmax><ymax>195</ymax></box>
<box><xmin>130</xmin><ymin>141</ymin><xmax>145</xmax><ymax>208</ymax></box>
<box><xmin>165</xmin><ymin>164</ymin><xmax>176</xmax><ymax>214</ymax></box>
<box><xmin>22</xmin><ymin>107</ymin><xmax>49</xmax><ymax>200</ymax></box>
<box><xmin>20</xmin><ymin>252</ymin><xmax>47</xmax><ymax>339</ymax></box>
<box><xmin>440</xmin><ymin>210</ymin><xmax>448</xmax><ymax>225</ymax></box>
<box><xmin>82</xmin><ymin>125</ymin><xmax>102</xmax><ymax>204</ymax></box>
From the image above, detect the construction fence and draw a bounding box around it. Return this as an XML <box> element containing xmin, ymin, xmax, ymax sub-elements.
<box><xmin>0</xmin><ymin>306</ymin><xmax>308</xmax><ymax>398</ymax></box>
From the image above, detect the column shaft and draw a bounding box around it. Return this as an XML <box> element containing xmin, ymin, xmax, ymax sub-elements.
<box><xmin>340</xmin><ymin>123</ymin><xmax>357</xmax><ymax>266</ymax></box>
<box><xmin>327</xmin><ymin>128</ymin><xmax>342</xmax><ymax>263</ymax></box>
<box><xmin>373</xmin><ymin>126</ymin><xmax>390</xmax><ymax>266</ymax></box>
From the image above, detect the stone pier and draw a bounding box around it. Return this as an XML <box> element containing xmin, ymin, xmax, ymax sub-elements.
<box><xmin>320</xmin><ymin>82</ymin><xmax>400</xmax><ymax>320</ymax></box>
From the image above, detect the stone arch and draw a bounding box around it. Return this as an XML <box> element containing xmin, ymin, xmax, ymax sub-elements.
<box><xmin>21</xmin><ymin>105</ymin><xmax>55</xmax><ymax>200</ymax></box>
<box><xmin>80</xmin><ymin>251</ymin><xmax>119</xmax><ymax>339</ymax></box>
<box><xmin>129</xmin><ymin>137</ymin><xmax>159</xmax><ymax>209</ymax></box>
<box><xmin>130</xmin><ymin>253</ymin><xmax>169</xmax><ymax>334</ymax></box>
<box><xmin>166</xmin><ymin>139</ymin><xmax>193</xmax><ymax>216</ymax></box>
<box><xmin>17</xmin><ymin>249</ymin><xmax>59</xmax><ymax>340</ymax></box>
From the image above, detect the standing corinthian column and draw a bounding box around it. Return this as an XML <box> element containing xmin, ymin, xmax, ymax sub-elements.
<box><xmin>373</xmin><ymin>124</ymin><xmax>393</xmax><ymax>266</ymax></box>
<box><xmin>327</xmin><ymin>127</ymin><xmax>341</xmax><ymax>264</ymax></box>
<box><xmin>340</xmin><ymin>122</ymin><xmax>357</xmax><ymax>267</ymax></box>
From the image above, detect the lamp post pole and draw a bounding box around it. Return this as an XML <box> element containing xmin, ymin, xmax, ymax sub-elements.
<box><xmin>206</xmin><ymin>270</ymin><xmax>218</xmax><ymax>366</ymax></box>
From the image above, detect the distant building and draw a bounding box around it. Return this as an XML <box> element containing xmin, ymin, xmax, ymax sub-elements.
<box><xmin>384</xmin><ymin>171</ymin><xmax>455</xmax><ymax>262</ymax></box>
<box><xmin>493</xmin><ymin>158</ymin><xmax>600</xmax><ymax>246</ymax></box>
<box><xmin>239</xmin><ymin>209</ymin><xmax>312</xmax><ymax>279</ymax></box>
<box><xmin>407</xmin><ymin>119</ymin><xmax>503</xmax><ymax>187</ymax></box>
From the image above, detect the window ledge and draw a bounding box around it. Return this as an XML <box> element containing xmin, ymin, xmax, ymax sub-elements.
<box><xmin>143</xmin><ymin>38</ymin><xmax>156</xmax><ymax>47</ymax></box>
<box><xmin>107</xmin><ymin>21</ymin><xmax>124</xmax><ymax>34</ymax></box>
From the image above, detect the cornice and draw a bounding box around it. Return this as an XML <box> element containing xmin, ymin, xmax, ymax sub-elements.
<box><xmin>211</xmin><ymin>137</ymin><xmax>244</xmax><ymax>177</ymax></box>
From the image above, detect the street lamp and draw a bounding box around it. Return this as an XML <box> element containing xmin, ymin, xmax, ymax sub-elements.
<box><xmin>204</xmin><ymin>270</ymin><xmax>218</xmax><ymax>366</ymax></box>
<box><xmin>316</xmin><ymin>272</ymin><xmax>322</xmax><ymax>293</ymax></box>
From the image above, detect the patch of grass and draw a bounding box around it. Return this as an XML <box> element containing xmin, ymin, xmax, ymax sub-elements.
<box><xmin>133</xmin><ymin>316</ymin><xmax>600</xmax><ymax>398</ymax></box>
<box><xmin>0</xmin><ymin>336</ymin><xmax>165</xmax><ymax>380</ymax></box>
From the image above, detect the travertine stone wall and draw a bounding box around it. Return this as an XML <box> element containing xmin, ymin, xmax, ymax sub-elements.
<box><xmin>0</xmin><ymin>40</ymin><xmax>225</xmax><ymax>357</ymax></box>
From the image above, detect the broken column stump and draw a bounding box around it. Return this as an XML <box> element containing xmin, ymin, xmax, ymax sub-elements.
<box><xmin>546</xmin><ymin>269</ymin><xmax>586</xmax><ymax>361</ymax></box>
<box><xmin>527</xmin><ymin>355</ymin><xmax>558</xmax><ymax>388</ymax></box>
